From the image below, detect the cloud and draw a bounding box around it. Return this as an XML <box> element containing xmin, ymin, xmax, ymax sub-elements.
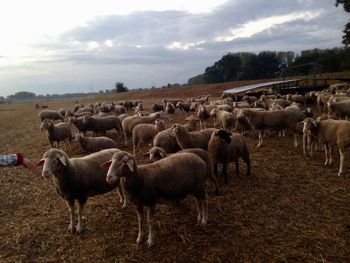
<box><xmin>0</xmin><ymin>0</ymin><xmax>348</xmax><ymax>96</ymax></box>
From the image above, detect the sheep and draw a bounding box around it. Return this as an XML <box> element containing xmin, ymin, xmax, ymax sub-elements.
<box><xmin>240</xmin><ymin>109</ymin><xmax>300</xmax><ymax>147</ymax></box>
<box><xmin>114</xmin><ymin>105</ymin><xmax>127</xmax><ymax>115</ymax></box>
<box><xmin>210</xmin><ymin>108</ymin><xmax>236</xmax><ymax>131</ymax></box>
<box><xmin>152</xmin><ymin>117</ymin><xmax>198</xmax><ymax>154</ymax></box>
<box><xmin>67</xmin><ymin>116</ymin><xmax>92</xmax><ymax>136</ymax></box>
<box><xmin>176</xmin><ymin>102</ymin><xmax>192</xmax><ymax>114</ymax></box>
<box><xmin>122</xmin><ymin>112</ymin><xmax>164</xmax><ymax>145</ymax></box>
<box><xmin>101</xmin><ymin>151</ymin><xmax>208</xmax><ymax>247</ymax></box>
<box><xmin>40</xmin><ymin>119</ymin><xmax>73</xmax><ymax>150</ymax></box>
<box><xmin>196</xmin><ymin>104</ymin><xmax>210</xmax><ymax>130</ymax></box>
<box><xmin>76</xmin><ymin>106</ymin><xmax>94</xmax><ymax>114</ymax></box>
<box><xmin>36</xmin><ymin>148</ymin><xmax>124</xmax><ymax>233</ymax></box>
<box><xmin>326</xmin><ymin>100</ymin><xmax>350</xmax><ymax>119</ymax></box>
<box><xmin>39</xmin><ymin>110</ymin><xmax>64</xmax><ymax>122</ymax></box>
<box><xmin>152</xmin><ymin>103</ymin><xmax>164</xmax><ymax>112</ymax></box>
<box><xmin>165</xmin><ymin>102</ymin><xmax>176</xmax><ymax>115</ymax></box>
<box><xmin>242</xmin><ymin>95</ymin><xmax>257</xmax><ymax>104</ymax></box>
<box><xmin>75</xmin><ymin>133</ymin><xmax>118</xmax><ymax>153</ymax></box>
<box><xmin>146</xmin><ymin>146</ymin><xmax>219</xmax><ymax>195</ymax></box>
<box><xmin>301</xmin><ymin>118</ymin><xmax>350</xmax><ymax>176</ymax></box>
<box><xmin>83</xmin><ymin>115</ymin><xmax>123</xmax><ymax>137</ymax></box>
<box><xmin>135</xmin><ymin>102</ymin><xmax>144</xmax><ymax>114</ymax></box>
<box><xmin>317</xmin><ymin>93</ymin><xmax>332</xmax><ymax>111</ymax></box>
<box><xmin>162</xmin><ymin>98</ymin><xmax>183</xmax><ymax>108</ymax></box>
<box><xmin>118</xmin><ymin>113</ymin><xmax>129</xmax><ymax>123</ymax></box>
<box><xmin>57</xmin><ymin>108</ymin><xmax>66</xmax><ymax>117</ymax></box>
<box><xmin>208</xmin><ymin>129</ymin><xmax>251</xmax><ymax>183</ymax></box>
<box><xmin>191</xmin><ymin>95</ymin><xmax>210</xmax><ymax>104</ymax></box>
<box><xmin>232</xmin><ymin>101</ymin><xmax>251</xmax><ymax>109</ymax></box>
<box><xmin>169</xmin><ymin>124</ymin><xmax>216</xmax><ymax>150</ymax></box>
<box><xmin>286</xmin><ymin>94</ymin><xmax>304</xmax><ymax>104</ymax></box>
<box><xmin>132</xmin><ymin>119</ymin><xmax>165</xmax><ymax>155</ymax></box>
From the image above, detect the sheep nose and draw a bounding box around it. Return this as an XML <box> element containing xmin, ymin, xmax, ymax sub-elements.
<box><xmin>42</xmin><ymin>170</ymin><xmax>49</xmax><ymax>179</ymax></box>
<box><xmin>106</xmin><ymin>174</ymin><xmax>114</xmax><ymax>184</ymax></box>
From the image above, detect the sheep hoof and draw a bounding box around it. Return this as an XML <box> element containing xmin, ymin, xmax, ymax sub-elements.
<box><xmin>136</xmin><ymin>235</ymin><xmax>143</xmax><ymax>245</ymax></box>
<box><xmin>338</xmin><ymin>172</ymin><xmax>343</xmax><ymax>177</ymax></box>
<box><xmin>324</xmin><ymin>161</ymin><xmax>328</xmax><ymax>166</ymax></box>
<box><xmin>68</xmin><ymin>224</ymin><xmax>74</xmax><ymax>234</ymax></box>
<box><xmin>147</xmin><ymin>238</ymin><xmax>154</xmax><ymax>248</ymax></box>
<box><xmin>200</xmin><ymin>220</ymin><xmax>207</xmax><ymax>227</ymax></box>
<box><xmin>76</xmin><ymin>225</ymin><xmax>84</xmax><ymax>234</ymax></box>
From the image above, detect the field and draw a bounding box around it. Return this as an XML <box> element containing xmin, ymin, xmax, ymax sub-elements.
<box><xmin>0</xmin><ymin>79</ymin><xmax>350</xmax><ymax>262</ymax></box>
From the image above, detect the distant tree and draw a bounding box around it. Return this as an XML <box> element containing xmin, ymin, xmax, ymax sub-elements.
<box><xmin>188</xmin><ymin>74</ymin><xmax>206</xmax><ymax>85</ymax></box>
<box><xmin>335</xmin><ymin>0</ymin><xmax>350</xmax><ymax>45</ymax></box>
<box><xmin>115</xmin><ymin>82</ymin><xmax>129</xmax><ymax>92</ymax></box>
<box><xmin>12</xmin><ymin>91</ymin><xmax>36</xmax><ymax>100</ymax></box>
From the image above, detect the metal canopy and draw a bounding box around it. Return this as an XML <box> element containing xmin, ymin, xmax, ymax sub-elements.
<box><xmin>223</xmin><ymin>79</ymin><xmax>303</xmax><ymax>94</ymax></box>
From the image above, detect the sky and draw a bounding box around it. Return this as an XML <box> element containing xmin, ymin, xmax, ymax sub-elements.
<box><xmin>0</xmin><ymin>0</ymin><xmax>348</xmax><ymax>97</ymax></box>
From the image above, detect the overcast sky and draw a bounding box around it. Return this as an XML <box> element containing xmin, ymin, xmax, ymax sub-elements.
<box><xmin>0</xmin><ymin>0</ymin><xmax>348</xmax><ymax>97</ymax></box>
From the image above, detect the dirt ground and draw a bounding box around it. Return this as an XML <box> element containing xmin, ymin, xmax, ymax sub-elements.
<box><xmin>0</xmin><ymin>85</ymin><xmax>349</xmax><ymax>262</ymax></box>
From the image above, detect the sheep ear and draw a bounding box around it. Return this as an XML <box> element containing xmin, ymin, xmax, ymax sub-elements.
<box><xmin>127</xmin><ymin>159</ymin><xmax>134</xmax><ymax>172</ymax></box>
<box><xmin>100</xmin><ymin>160</ymin><xmax>112</xmax><ymax>170</ymax></box>
<box><xmin>58</xmin><ymin>156</ymin><xmax>67</xmax><ymax>166</ymax></box>
<box><xmin>35</xmin><ymin>159</ymin><xmax>45</xmax><ymax>167</ymax></box>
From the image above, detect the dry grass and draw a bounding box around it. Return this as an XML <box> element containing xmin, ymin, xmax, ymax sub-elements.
<box><xmin>0</xmin><ymin>78</ymin><xmax>350</xmax><ymax>262</ymax></box>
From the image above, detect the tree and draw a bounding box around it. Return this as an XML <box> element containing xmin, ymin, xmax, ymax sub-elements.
<box><xmin>335</xmin><ymin>0</ymin><xmax>350</xmax><ymax>45</ymax></box>
<box><xmin>115</xmin><ymin>82</ymin><xmax>129</xmax><ymax>92</ymax></box>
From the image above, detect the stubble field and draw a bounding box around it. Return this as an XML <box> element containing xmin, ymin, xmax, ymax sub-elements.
<box><xmin>0</xmin><ymin>81</ymin><xmax>349</xmax><ymax>262</ymax></box>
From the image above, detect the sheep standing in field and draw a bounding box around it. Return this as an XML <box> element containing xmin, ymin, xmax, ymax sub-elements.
<box><xmin>132</xmin><ymin>119</ymin><xmax>165</xmax><ymax>155</ymax></box>
<box><xmin>101</xmin><ymin>151</ymin><xmax>208</xmax><ymax>247</ymax></box>
<box><xmin>208</xmin><ymin>129</ymin><xmax>250</xmax><ymax>183</ymax></box>
<box><xmin>39</xmin><ymin>110</ymin><xmax>64</xmax><ymax>122</ymax></box>
<box><xmin>210</xmin><ymin>108</ymin><xmax>236</xmax><ymax>131</ymax></box>
<box><xmin>169</xmin><ymin>124</ymin><xmax>216</xmax><ymax>150</ymax></box>
<box><xmin>36</xmin><ymin>148</ymin><xmax>124</xmax><ymax>233</ymax></box>
<box><xmin>176</xmin><ymin>102</ymin><xmax>191</xmax><ymax>114</ymax></box>
<box><xmin>146</xmin><ymin>147</ymin><xmax>219</xmax><ymax>195</ymax></box>
<box><xmin>67</xmin><ymin>116</ymin><xmax>93</xmax><ymax>136</ymax></box>
<box><xmin>240</xmin><ymin>108</ymin><xmax>300</xmax><ymax>147</ymax></box>
<box><xmin>196</xmin><ymin>104</ymin><xmax>210</xmax><ymax>130</ymax></box>
<box><xmin>75</xmin><ymin>133</ymin><xmax>118</xmax><ymax>153</ymax></box>
<box><xmin>83</xmin><ymin>115</ymin><xmax>123</xmax><ymax>137</ymax></box>
<box><xmin>135</xmin><ymin>102</ymin><xmax>144</xmax><ymax>114</ymax></box>
<box><xmin>40</xmin><ymin>119</ymin><xmax>73</xmax><ymax>150</ymax></box>
<box><xmin>327</xmin><ymin>100</ymin><xmax>350</xmax><ymax>119</ymax></box>
<box><xmin>122</xmin><ymin>112</ymin><xmax>164</xmax><ymax>145</ymax></box>
<box><xmin>302</xmin><ymin>118</ymin><xmax>350</xmax><ymax>176</ymax></box>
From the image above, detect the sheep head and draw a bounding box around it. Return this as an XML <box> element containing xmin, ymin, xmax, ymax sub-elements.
<box><xmin>36</xmin><ymin>149</ymin><xmax>68</xmax><ymax>179</ymax></box>
<box><xmin>214</xmin><ymin>129</ymin><xmax>232</xmax><ymax>144</ymax></box>
<box><xmin>102</xmin><ymin>151</ymin><xmax>136</xmax><ymax>184</ymax></box>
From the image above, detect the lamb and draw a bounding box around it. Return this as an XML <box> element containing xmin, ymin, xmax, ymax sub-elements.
<box><xmin>40</xmin><ymin>119</ymin><xmax>73</xmax><ymax>150</ymax></box>
<box><xmin>83</xmin><ymin>115</ymin><xmax>123</xmax><ymax>137</ymax></box>
<box><xmin>208</xmin><ymin>129</ymin><xmax>251</xmax><ymax>183</ymax></box>
<box><xmin>210</xmin><ymin>108</ymin><xmax>236</xmax><ymax>131</ymax></box>
<box><xmin>39</xmin><ymin>110</ymin><xmax>64</xmax><ymax>122</ymax></box>
<box><xmin>301</xmin><ymin>118</ymin><xmax>350</xmax><ymax>176</ymax></box>
<box><xmin>146</xmin><ymin>146</ymin><xmax>219</xmax><ymax>195</ymax></box>
<box><xmin>75</xmin><ymin>133</ymin><xmax>118</xmax><ymax>153</ymax></box>
<box><xmin>132</xmin><ymin>119</ymin><xmax>165</xmax><ymax>155</ymax></box>
<box><xmin>152</xmin><ymin>117</ymin><xmax>198</xmax><ymax>153</ymax></box>
<box><xmin>240</xmin><ymin>109</ymin><xmax>300</xmax><ymax>147</ymax></box>
<box><xmin>122</xmin><ymin>111</ymin><xmax>164</xmax><ymax>145</ymax></box>
<box><xmin>36</xmin><ymin>148</ymin><xmax>124</xmax><ymax>233</ymax></box>
<box><xmin>169</xmin><ymin>124</ymin><xmax>216</xmax><ymax>150</ymax></box>
<box><xmin>101</xmin><ymin>151</ymin><xmax>208</xmax><ymax>247</ymax></box>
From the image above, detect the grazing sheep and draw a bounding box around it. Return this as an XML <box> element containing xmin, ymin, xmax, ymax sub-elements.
<box><xmin>169</xmin><ymin>124</ymin><xmax>216</xmax><ymax>150</ymax></box>
<box><xmin>102</xmin><ymin>151</ymin><xmax>208</xmax><ymax>247</ymax></box>
<box><xmin>210</xmin><ymin>108</ymin><xmax>236</xmax><ymax>131</ymax></box>
<box><xmin>75</xmin><ymin>133</ymin><xmax>117</xmax><ymax>153</ymax></box>
<box><xmin>208</xmin><ymin>129</ymin><xmax>251</xmax><ymax>183</ymax></box>
<box><xmin>40</xmin><ymin>119</ymin><xmax>73</xmax><ymax>150</ymax></box>
<box><xmin>36</xmin><ymin>148</ymin><xmax>124</xmax><ymax>233</ymax></box>
<box><xmin>122</xmin><ymin>112</ymin><xmax>164</xmax><ymax>145</ymax></box>
<box><xmin>240</xmin><ymin>109</ymin><xmax>300</xmax><ymax>147</ymax></box>
<box><xmin>301</xmin><ymin>118</ymin><xmax>350</xmax><ymax>176</ymax></box>
<box><xmin>83</xmin><ymin>115</ymin><xmax>123</xmax><ymax>137</ymax></box>
<box><xmin>132</xmin><ymin>119</ymin><xmax>165</xmax><ymax>155</ymax></box>
<box><xmin>146</xmin><ymin>147</ymin><xmax>219</xmax><ymax>195</ymax></box>
<box><xmin>39</xmin><ymin>110</ymin><xmax>64</xmax><ymax>122</ymax></box>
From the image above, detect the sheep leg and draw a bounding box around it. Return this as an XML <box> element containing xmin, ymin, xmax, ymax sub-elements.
<box><xmin>324</xmin><ymin>144</ymin><xmax>329</xmax><ymax>166</ymax></box>
<box><xmin>338</xmin><ymin>148</ymin><xmax>345</xmax><ymax>177</ymax></box>
<box><xmin>76</xmin><ymin>201</ymin><xmax>85</xmax><ymax>234</ymax></box>
<box><xmin>120</xmin><ymin>179</ymin><xmax>129</xmax><ymax>209</ymax></box>
<box><xmin>124</xmin><ymin>134</ymin><xmax>128</xmax><ymax>146</ymax></box>
<box><xmin>303</xmin><ymin>133</ymin><xmax>307</xmax><ymax>156</ymax></box>
<box><xmin>328</xmin><ymin>145</ymin><xmax>333</xmax><ymax>165</ymax></box>
<box><xmin>200</xmin><ymin>194</ymin><xmax>208</xmax><ymax>226</ymax></box>
<box><xmin>66</xmin><ymin>200</ymin><xmax>75</xmax><ymax>233</ymax></box>
<box><xmin>196</xmin><ymin>198</ymin><xmax>203</xmax><ymax>224</ymax></box>
<box><xmin>257</xmin><ymin>131</ymin><xmax>263</xmax><ymax>147</ymax></box>
<box><xmin>293</xmin><ymin>132</ymin><xmax>298</xmax><ymax>147</ymax></box>
<box><xmin>146</xmin><ymin>206</ymin><xmax>155</xmax><ymax>248</ymax></box>
<box><xmin>244</xmin><ymin>156</ymin><xmax>251</xmax><ymax>176</ymax></box>
<box><xmin>136</xmin><ymin>206</ymin><xmax>144</xmax><ymax>244</ymax></box>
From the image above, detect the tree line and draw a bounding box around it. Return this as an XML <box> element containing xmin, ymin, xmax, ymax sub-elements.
<box><xmin>187</xmin><ymin>47</ymin><xmax>350</xmax><ymax>85</ymax></box>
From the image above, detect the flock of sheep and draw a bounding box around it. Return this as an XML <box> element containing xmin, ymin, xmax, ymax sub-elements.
<box><xmin>35</xmin><ymin>82</ymin><xmax>350</xmax><ymax>247</ymax></box>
